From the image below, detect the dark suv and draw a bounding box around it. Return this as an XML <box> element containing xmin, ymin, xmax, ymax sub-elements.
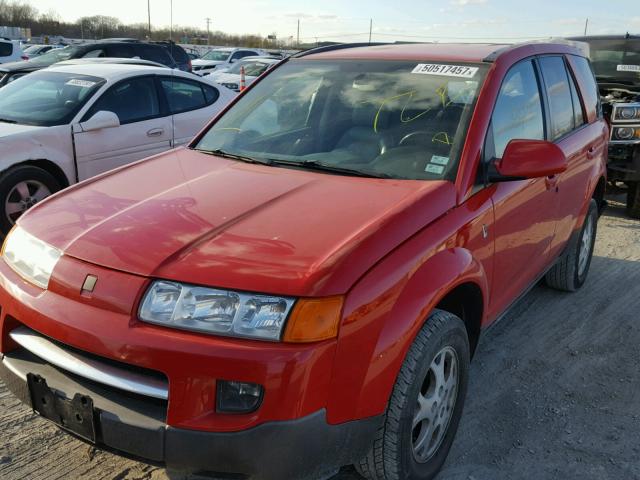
<box><xmin>570</xmin><ymin>34</ymin><xmax>640</xmax><ymax>217</ymax></box>
<box><xmin>0</xmin><ymin>39</ymin><xmax>191</xmax><ymax>87</ymax></box>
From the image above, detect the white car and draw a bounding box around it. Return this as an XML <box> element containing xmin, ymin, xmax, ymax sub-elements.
<box><xmin>0</xmin><ymin>38</ymin><xmax>26</xmax><ymax>64</ymax></box>
<box><xmin>22</xmin><ymin>44</ymin><xmax>63</xmax><ymax>59</ymax></box>
<box><xmin>0</xmin><ymin>62</ymin><xmax>235</xmax><ymax>232</ymax></box>
<box><xmin>192</xmin><ymin>47</ymin><xmax>267</xmax><ymax>76</ymax></box>
<box><xmin>210</xmin><ymin>57</ymin><xmax>280</xmax><ymax>91</ymax></box>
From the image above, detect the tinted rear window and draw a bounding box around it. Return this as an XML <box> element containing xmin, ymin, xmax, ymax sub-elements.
<box><xmin>135</xmin><ymin>45</ymin><xmax>174</xmax><ymax>66</ymax></box>
<box><xmin>165</xmin><ymin>45</ymin><xmax>189</xmax><ymax>63</ymax></box>
<box><xmin>0</xmin><ymin>42</ymin><xmax>13</xmax><ymax>57</ymax></box>
<box><xmin>569</xmin><ymin>55</ymin><xmax>602</xmax><ymax>119</ymax></box>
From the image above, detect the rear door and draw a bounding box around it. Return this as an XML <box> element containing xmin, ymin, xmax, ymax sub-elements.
<box><xmin>73</xmin><ymin>75</ymin><xmax>173</xmax><ymax>180</ymax></box>
<box><xmin>159</xmin><ymin>75</ymin><xmax>228</xmax><ymax>147</ymax></box>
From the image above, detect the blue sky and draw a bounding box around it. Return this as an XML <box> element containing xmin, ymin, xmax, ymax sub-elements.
<box><xmin>29</xmin><ymin>0</ymin><xmax>640</xmax><ymax>43</ymax></box>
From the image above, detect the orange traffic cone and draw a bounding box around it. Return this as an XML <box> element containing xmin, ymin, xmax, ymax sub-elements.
<box><xmin>239</xmin><ymin>66</ymin><xmax>246</xmax><ymax>92</ymax></box>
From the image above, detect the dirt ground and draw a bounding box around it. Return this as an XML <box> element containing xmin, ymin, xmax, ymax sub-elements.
<box><xmin>1</xmin><ymin>194</ymin><xmax>639</xmax><ymax>480</ymax></box>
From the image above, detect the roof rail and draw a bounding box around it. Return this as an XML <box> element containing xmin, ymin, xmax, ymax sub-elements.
<box><xmin>293</xmin><ymin>42</ymin><xmax>389</xmax><ymax>58</ymax></box>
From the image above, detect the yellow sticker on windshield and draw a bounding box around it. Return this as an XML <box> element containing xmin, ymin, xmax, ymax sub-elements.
<box><xmin>412</xmin><ymin>64</ymin><xmax>478</xmax><ymax>78</ymax></box>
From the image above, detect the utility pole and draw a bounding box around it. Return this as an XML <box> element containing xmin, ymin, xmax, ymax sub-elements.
<box><xmin>584</xmin><ymin>18</ymin><xmax>589</xmax><ymax>36</ymax></box>
<box><xmin>297</xmin><ymin>18</ymin><xmax>300</xmax><ymax>47</ymax></box>
<box><xmin>206</xmin><ymin>17</ymin><xmax>212</xmax><ymax>45</ymax></box>
<box><xmin>369</xmin><ymin>18</ymin><xmax>373</xmax><ymax>43</ymax></box>
<box><xmin>147</xmin><ymin>0</ymin><xmax>151</xmax><ymax>38</ymax></box>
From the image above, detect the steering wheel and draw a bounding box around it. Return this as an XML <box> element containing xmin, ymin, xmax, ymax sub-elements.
<box><xmin>399</xmin><ymin>131</ymin><xmax>436</xmax><ymax>147</ymax></box>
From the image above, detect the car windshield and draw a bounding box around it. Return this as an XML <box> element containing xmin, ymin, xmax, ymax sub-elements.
<box><xmin>228</xmin><ymin>60</ymin><xmax>271</xmax><ymax>76</ymax></box>
<box><xmin>195</xmin><ymin>59</ymin><xmax>487</xmax><ymax>180</ymax></box>
<box><xmin>584</xmin><ymin>38</ymin><xmax>640</xmax><ymax>86</ymax></box>
<box><xmin>0</xmin><ymin>71</ymin><xmax>105</xmax><ymax>126</ymax></box>
<box><xmin>23</xmin><ymin>45</ymin><xmax>41</xmax><ymax>54</ymax></box>
<box><xmin>201</xmin><ymin>50</ymin><xmax>231</xmax><ymax>61</ymax></box>
<box><xmin>28</xmin><ymin>46</ymin><xmax>79</xmax><ymax>66</ymax></box>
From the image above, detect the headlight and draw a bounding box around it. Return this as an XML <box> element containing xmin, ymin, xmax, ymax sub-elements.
<box><xmin>2</xmin><ymin>227</ymin><xmax>62</xmax><ymax>289</ymax></box>
<box><xmin>139</xmin><ymin>281</ymin><xmax>295</xmax><ymax>341</ymax></box>
<box><xmin>612</xmin><ymin>126</ymin><xmax>640</xmax><ymax>141</ymax></box>
<box><xmin>614</xmin><ymin>105</ymin><xmax>640</xmax><ymax>121</ymax></box>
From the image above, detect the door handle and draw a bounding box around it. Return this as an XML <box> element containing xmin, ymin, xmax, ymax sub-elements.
<box><xmin>586</xmin><ymin>146</ymin><xmax>596</xmax><ymax>159</ymax></box>
<box><xmin>545</xmin><ymin>175</ymin><xmax>559</xmax><ymax>191</ymax></box>
<box><xmin>147</xmin><ymin>128</ymin><xmax>164</xmax><ymax>137</ymax></box>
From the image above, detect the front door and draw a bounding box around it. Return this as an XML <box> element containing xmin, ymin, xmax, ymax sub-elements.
<box><xmin>486</xmin><ymin>59</ymin><xmax>560</xmax><ymax>318</ymax></box>
<box><xmin>73</xmin><ymin>76</ymin><xmax>172</xmax><ymax>181</ymax></box>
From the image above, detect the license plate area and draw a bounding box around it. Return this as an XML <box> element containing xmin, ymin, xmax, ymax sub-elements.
<box><xmin>27</xmin><ymin>373</ymin><xmax>97</xmax><ymax>443</ymax></box>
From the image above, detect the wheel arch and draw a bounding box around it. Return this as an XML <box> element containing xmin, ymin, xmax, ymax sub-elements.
<box><xmin>17</xmin><ymin>159</ymin><xmax>72</xmax><ymax>189</ymax></box>
<box><xmin>328</xmin><ymin>246</ymin><xmax>489</xmax><ymax>423</ymax></box>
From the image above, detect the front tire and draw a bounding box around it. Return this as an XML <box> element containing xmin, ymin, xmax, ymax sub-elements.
<box><xmin>356</xmin><ymin>310</ymin><xmax>470</xmax><ymax>480</ymax></box>
<box><xmin>0</xmin><ymin>165</ymin><xmax>61</xmax><ymax>235</ymax></box>
<box><xmin>545</xmin><ymin>199</ymin><xmax>598</xmax><ymax>292</ymax></box>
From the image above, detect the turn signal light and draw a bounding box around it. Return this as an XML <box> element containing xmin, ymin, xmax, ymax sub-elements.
<box><xmin>282</xmin><ymin>296</ymin><xmax>344</xmax><ymax>343</ymax></box>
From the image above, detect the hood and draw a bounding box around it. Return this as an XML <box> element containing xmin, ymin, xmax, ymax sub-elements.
<box><xmin>214</xmin><ymin>73</ymin><xmax>243</xmax><ymax>84</ymax></box>
<box><xmin>20</xmin><ymin>148</ymin><xmax>455</xmax><ymax>297</ymax></box>
<box><xmin>192</xmin><ymin>59</ymin><xmax>224</xmax><ymax>67</ymax></box>
<box><xmin>0</xmin><ymin>122</ymin><xmax>46</xmax><ymax>139</ymax></box>
<box><xmin>0</xmin><ymin>60</ymin><xmax>43</xmax><ymax>73</ymax></box>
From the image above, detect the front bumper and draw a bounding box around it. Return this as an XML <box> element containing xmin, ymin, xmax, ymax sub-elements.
<box><xmin>0</xmin><ymin>256</ymin><xmax>380</xmax><ymax>478</ymax></box>
<box><xmin>0</xmin><ymin>351</ymin><xmax>381</xmax><ymax>479</ymax></box>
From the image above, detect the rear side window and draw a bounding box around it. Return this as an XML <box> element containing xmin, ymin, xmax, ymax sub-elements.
<box><xmin>539</xmin><ymin>56</ymin><xmax>576</xmax><ymax>140</ymax></box>
<box><xmin>82</xmin><ymin>48</ymin><xmax>106</xmax><ymax>58</ymax></box>
<box><xmin>165</xmin><ymin>45</ymin><xmax>189</xmax><ymax>63</ymax></box>
<box><xmin>136</xmin><ymin>45</ymin><xmax>174</xmax><ymax>66</ymax></box>
<box><xmin>568</xmin><ymin>55</ymin><xmax>602</xmax><ymax>119</ymax></box>
<box><xmin>86</xmin><ymin>76</ymin><xmax>160</xmax><ymax>124</ymax></box>
<box><xmin>106</xmin><ymin>44</ymin><xmax>135</xmax><ymax>58</ymax></box>
<box><xmin>567</xmin><ymin>71</ymin><xmax>585</xmax><ymax>128</ymax></box>
<box><xmin>160</xmin><ymin>78</ymin><xmax>218</xmax><ymax>113</ymax></box>
<box><xmin>0</xmin><ymin>42</ymin><xmax>13</xmax><ymax>57</ymax></box>
<box><xmin>489</xmin><ymin>60</ymin><xmax>545</xmax><ymax>158</ymax></box>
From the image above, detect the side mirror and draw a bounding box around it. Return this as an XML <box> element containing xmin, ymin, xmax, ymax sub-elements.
<box><xmin>80</xmin><ymin>111</ymin><xmax>120</xmax><ymax>132</ymax></box>
<box><xmin>492</xmin><ymin>139</ymin><xmax>567</xmax><ymax>180</ymax></box>
<box><xmin>229</xmin><ymin>58</ymin><xmax>237</xmax><ymax>63</ymax></box>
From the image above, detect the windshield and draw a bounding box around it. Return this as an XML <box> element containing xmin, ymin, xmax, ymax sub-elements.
<box><xmin>28</xmin><ymin>46</ymin><xmax>79</xmax><ymax>67</ymax></box>
<box><xmin>23</xmin><ymin>45</ymin><xmax>41</xmax><ymax>54</ymax></box>
<box><xmin>195</xmin><ymin>59</ymin><xmax>486</xmax><ymax>180</ymax></box>
<box><xmin>201</xmin><ymin>50</ymin><xmax>231</xmax><ymax>62</ymax></box>
<box><xmin>0</xmin><ymin>71</ymin><xmax>105</xmax><ymax>126</ymax></box>
<box><xmin>585</xmin><ymin>38</ymin><xmax>640</xmax><ymax>86</ymax></box>
<box><xmin>228</xmin><ymin>60</ymin><xmax>271</xmax><ymax>76</ymax></box>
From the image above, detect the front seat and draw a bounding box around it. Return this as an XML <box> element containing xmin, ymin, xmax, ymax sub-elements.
<box><xmin>332</xmin><ymin>104</ymin><xmax>391</xmax><ymax>164</ymax></box>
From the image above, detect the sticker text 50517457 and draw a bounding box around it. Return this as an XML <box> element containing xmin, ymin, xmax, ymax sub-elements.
<box><xmin>412</xmin><ymin>64</ymin><xmax>479</xmax><ymax>78</ymax></box>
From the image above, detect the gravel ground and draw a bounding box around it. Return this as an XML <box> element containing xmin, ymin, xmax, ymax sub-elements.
<box><xmin>1</xmin><ymin>194</ymin><xmax>639</xmax><ymax>480</ymax></box>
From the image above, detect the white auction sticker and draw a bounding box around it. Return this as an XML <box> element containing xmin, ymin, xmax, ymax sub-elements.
<box><xmin>431</xmin><ymin>155</ymin><xmax>450</xmax><ymax>166</ymax></box>
<box><xmin>425</xmin><ymin>164</ymin><xmax>445</xmax><ymax>174</ymax></box>
<box><xmin>617</xmin><ymin>65</ymin><xmax>640</xmax><ymax>73</ymax></box>
<box><xmin>66</xmin><ymin>79</ymin><xmax>97</xmax><ymax>88</ymax></box>
<box><xmin>412</xmin><ymin>64</ymin><xmax>478</xmax><ymax>78</ymax></box>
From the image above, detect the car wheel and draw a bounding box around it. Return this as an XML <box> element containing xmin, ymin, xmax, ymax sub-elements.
<box><xmin>545</xmin><ymin>199</ymin><xmax>598</xmax><ymax>292</ymax></box>
<box><xmin>0</xmin><ymin>165</ymin><xmax>61</xmax><ymax>234</ymax></box>
<box><xmin>626</xmin><ymin>182</ymin><xmax>640</xmax><ymax>219</ymax></box>
<box><xmin>355</xmin><ymin>310</ymin><xmax>470</xmax><ymax>480</ymax></box>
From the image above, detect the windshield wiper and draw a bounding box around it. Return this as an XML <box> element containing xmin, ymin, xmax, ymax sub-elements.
<box><xmin>0</xmin><ymin>118</ymin><xmax>18</xmax><ymax>124</ymax></box>
<box><xmin>195</xmin><ymin>149</ymin><xmax>273</xmax><ymax>165</ymax></box>
<box><xmin>269</xmin><ymin>159</ymin><xmax>398</xmax><ymax>179</ymax></box>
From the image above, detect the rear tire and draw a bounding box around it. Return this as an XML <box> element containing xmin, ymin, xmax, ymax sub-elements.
<box><xmin>627</xmin><ymin>182</ymin><xmax>640</xmax><ymax>219</ymax></box>
<box><xmin>0</xmin><ymin>165</ymin><xmax>61</xmax><ymax>235</ymax></box>
<box><xmin>545</xmin><ymin>199</ymin><xmax>598</xmax><ymax>292</ymax></box>
<box><xmin>355</xmin><ymin>310</ymin><xmax>470</xmax><ymax>480</ymax></box>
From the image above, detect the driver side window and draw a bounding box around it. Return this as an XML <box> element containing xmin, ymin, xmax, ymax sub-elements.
<box><xmin>488</xmin><ymin>60</ymin><xmax>545</xmax><ymax>159</ymax></box>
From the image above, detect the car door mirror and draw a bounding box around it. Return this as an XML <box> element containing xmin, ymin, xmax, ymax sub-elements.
<box><xmin>492</xmin><ymin>139</ymin><xmax>567</xmax><ymax>181</ymax></box>
<box><xmin>80</xmin><ymin>111</ymin><xmax>120</xmax><ymax>132</ymax></box>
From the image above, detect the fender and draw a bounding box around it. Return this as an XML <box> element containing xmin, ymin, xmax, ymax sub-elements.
<box><xmin>326</xmin><ymin>188</ymin><xmax>494</xmax><ymax>424</ymax></box>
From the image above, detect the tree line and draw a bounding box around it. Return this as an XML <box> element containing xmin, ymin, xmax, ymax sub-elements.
<box><xmin>0</xmin><ymin>0</ymin><xmax>271</xmax><ymax>47</ymax></box>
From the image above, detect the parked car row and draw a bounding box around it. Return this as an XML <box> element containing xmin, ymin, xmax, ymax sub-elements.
<box><xmin>0</xmin><ymin>37</ymin><xmax>612</xmax><ymax>480</ymax></box>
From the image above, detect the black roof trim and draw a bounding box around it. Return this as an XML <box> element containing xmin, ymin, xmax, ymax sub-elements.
<box><xmin>293</xmin><ymin>42</ymin><xmax>389</xmax><ymax>58</ymax></box>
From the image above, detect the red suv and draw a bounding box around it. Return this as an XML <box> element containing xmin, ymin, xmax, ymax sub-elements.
<box><xmin>0</xmin><ymin>41</ymin><xmax>607</xmax><ymax>480</ymax></box>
